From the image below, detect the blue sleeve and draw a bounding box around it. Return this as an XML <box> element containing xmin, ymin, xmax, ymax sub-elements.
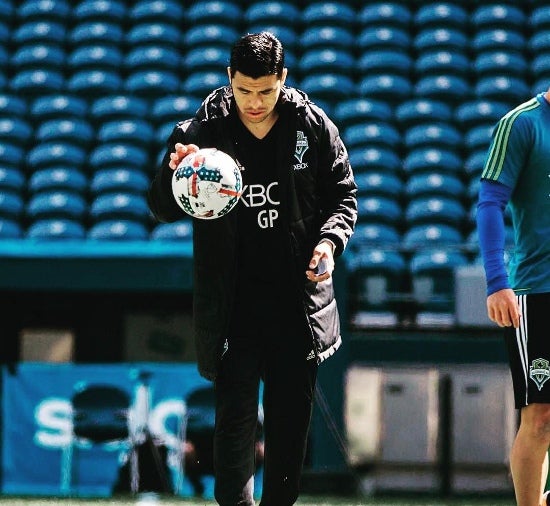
<box><xmin>476</xmin><ymin>180</ymin><xmax>513</xmax><ymax>295</ymax></box>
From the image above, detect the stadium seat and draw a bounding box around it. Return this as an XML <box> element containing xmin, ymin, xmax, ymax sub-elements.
<box><xmin>17</xmin><ymin>0</ymin><xmax>70</xmax><ymax>22</ymax></box>
<box><xmin>357</xmin><ymin>195</ymin><xmax>402</xmax><ymax>225</ymax></box>
<box><xmin>299</xmin><ymin>26</ymin><xmax>354</xmax><ymax>51</ymax></box>
<box><xmin>0</xmin><ymin>168</ymin><xmax>25</xmax><ymax>193</ymax></box>
<box><xmin>128</xmin><ymin>0</ymin><xmax>183</xmax><ymax>24</ymax></box>
<box><xmin>474</xmin><ymin>51</ymin><xmax>528</xmax><ymax>78</ymax></box>
<box><xmin>0</xmin><ymin>117</ymin><xmax>33</xmax><ymax>147</ymax></box>
<box><xmin>90</xmin><ymin>169</ymin><xmax>150</xmax><ymax>196</ymax></box>
<box><xmin>27</xmin><ymin>218</ymin><xmax>86</xmax><ymax>240</ymax></box>
<box><xmin>245</xmin><ymin>25</ymin><xmax>298</xmax><ymax>52</ymax></box>
<box><xmin>72</xmin><ymin>0</ymin><xmax>127</xmax><ymax>24</ymax></box>
<box><xmin>126</xmin><ymin>22</ymin><xmax>180</xmax><ymax>49</ymax></box>
<box><xmin>0</xmin><ymin>218</ymin><xmax>23</xmax><ymax>238</ymax></box>
<box><xmin>299</xmin><ymin>48</ymin><xmax>355</xmax><ymax>75</ymax></box>
<box><xmin>182</xmin><ymin>71</ymin><xmax>228</xmax><ymax>97</ymax></box>
<box><xmin>471</xmin><ymin>4</ymin><xmax>526</xmax><ymax>30</ymax></box>
<box><xmin>302</xmin><ymin>2</ymin><xmax>356</xmax><ymax>27</ymax></box>
<box><xmin>395</xmin><ymin>98</ymin><xmax>452</xmax><ymax>129</ymax></box>
<box><xmin>531</xmin><ymin>53</ymin><xmax>550</xmax><ymax>81</ymax></box>
<box><xmin>344</xmin><ymin>122</ymin><xmax>401</xmax><ymax>150</ymax></box>
<box><xmin>66</xmin><ymin>69</ymin><xmax>123</xmax><ymax>97</ymax></box>
<box><xmin>151</xmin><ymin>220</ymin><xmax>193</xmax><ymax>241</ymax></box>
<box><xmin>31</xmin><ymin>94</ymin><xmax>88</xmax><ymax>121</ymax></box>
<box><xmin>183</xmin><ymin>46</ymin><xmax>228</xmax><ymax>72</ymax></box>
<box><xmin>155</xmin><ymin>122</ymin><xmax>178</xmax><ymax>148</ymax></box>
<box><xmin>35</xmin><ymin>118</ymin><xmax>94</xmax><ymax>147</ymax></box>
<box><xmin>90</xmin><ymin>95</ymin><xmax>148</xmax><ymax>123</ymax></box>
<box><xmin>414</xmin><ymin>74</ymin><xmax>471</xmax><ymax>104</ymax></box>
<box><xmin>454</xmin><ymin>100</ymin><xmax>509</xmax><ymax>131</ymax></box>
<box><xmin>183</xmin><ymin>24</ymin><xmax>239</xmax><ymax>50</ymax></box>
<box><xmin>354</xmin><ymin>171</ymin><xmax>404</xmax><ymax>199</ymax></box>
<box><xmin>186</xmin><ymin>1</ymin><xmax>243</xmax><ymax>26</ymax></box>
<box><xmin>358</xmin><ymin>3</ymin><xmax>412</xmax><ymax>29</ymax></box>
<box><xmin>413</xmin><ymin>28</ymin><xmax>468</xmax><ymax>53</ymax></box>
<box><xmin>90</xmin><ymin>193</ymin><xmax>150</xmax><ymax>223</ymax></box>
<box><xmin>530</xmin><ymin>5</ymin><xmax>550</xmax><ymax>31</ymax></box>
<box><xmin>0</xmin><ymin>3</ymin><xmax>14</xmax><ymax>23</ymax></box>
<box><xmin>28</xmin><ymin>142</ymin><xmax>87</xmax><ymax>172</ymax></box>
<box><xmin>244</xmin><ymin>2</ymin><xmax>300</xmax><ymax>27</ymax></box>
<box><xmin>404</xmin><ymin>123</ymin><xmax>462</xmax><ymax>152</ymax></box>
<box><xmin>0</xmin><ymin>21</ymin><xmax>8</xmax><ymax>47</ymax></box>
<box><xmin>333</xmin><ymin>98</ymin><xmax>393</xmax><ymax>128</ymax></box>
<box><xmin>405</xmin><ymin>173</ymin><xmax>465</xmax><ymax>200</ymax></box>
<box><xmin>529</xmin><ymin>31</ymin><xmax>550</xmax><ymax>54</ymax></box>
<box><xmin>0</xmin><ymin>192</ymin><xmax>25</xmax><ymax>221</ymax></box>
<box><xmin>358</xmin><ymin>49</ymin><xmax>412</xmax><ymax>76</ymax></box>
<box><xmin>67</xmin><ymin>44</ymin><xmax>123</xmax><ymax>71</ymax></box>
<box><xmin>0</xmin><ymin>94</ymin><xmax>26</xmax><ymax>118</ymax></box>
<box><xmin>414</xmin><ymin>50</ymin><xmax>470</xmax><ymax>78</ymax></box>
<box><xmin>348</xmin><ymin>147</ymin><xmax>401</xmax><ymax>174</ymax></box>
<box><xmin>464</xmin><ymin>124</ymin><xmax>496</xmax><ymax>153</ymax></box>
<box><xmin>357</xmin><ymin>26</ymin><xmax>410</xmax><ymax>51</ymax></box>
<box><xmin>68</xmin><ymin>21</ymin><xmax>124</xmax><ymax>47</ymax></box>
<box><xmin>403</xmin><ymin>223</ymin><xmax>463</xmax><ymax>250</ymax></box>
<box><xmin>26</xmin><ymin>191</ymin><xmax>87</xmax><ymax>221</ymax></box>
<box><xmin>88</xmin><ymin>219</ymin><xmax>149</xmax><ymax>240</ymax></box>
<box><xmin>358</xmin><ymin>74</ymin><xmax>412</xmax><ymax>103</ymax></box>
<box><xmin>29</xmin><ymin>168</ymin><xmax>88</xmax><ymax>195</ymax></box>
<box><xmin>0</xmin><ymin>144</ymin><xmax>25</xmax><ymax>170</ymax></box>
<box><xmin>89</xmin><ymin>143</ymin><xmax>149</xmax><ymax>172</ymax></box>
<box><xmin>97</xmin><ymin>119</ymin><xmax>155</xmax><ymax>146</ymax></box>
<box><xmin>125</xmin><ymin>69</ymin><xmax>180</xmax><ymax>97</ymax></box>
<box><xmin>9</xmin><ymin>69</ymin><xmax>64</xmax><ymax>96</ymax></box>
<box><xmin>10</xmin><ymin>43</ymin><xmax>66</xmax><ymax>71</ymax></box>
<box><xmin>11</xmin><ymin>20</ymin><xmax>65</xmax><ymax>45</ymax></box>
<box><xmin>414</xmin><ymin>3</ymin><xmax>468</xmax><ymax>29</ymax></box>
<box><xmin>152</xmin><ymin>96</ymin><xmax>202</xmax><ymax>126</ymax></box>
<box><xmin>472</xmin><ymin>29</ymin><xmax>526</xmax><ymax>55</ymax></box>
<box><xmin>124</xmin><ymin>46</ymin><xmax>180</xmax><ymax>72</ymax></box>
<box><xmin>300</xmin><ymin>74</ymin><xmax>355</xmax><ymax>102</ymax></box>
<box><xmin>464</xmin><ymin>149</ymin><xmax>487</xmax><ymax>178</ymax></box>
<box><xmin>405</xmin><ymin>196</ymin><xmax>466</xmax><ymax>228</ymax></box>
<box><xmin>348</xmin><ymin>223</ymin><xmax>401</xmax><ymax>250</ymax></box>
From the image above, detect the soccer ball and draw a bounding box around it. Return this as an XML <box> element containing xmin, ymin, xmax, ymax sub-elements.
<box><xmin>172</xmin><ymin>148</ymin><xmax>242</xmax><ymax>220</ymax></box>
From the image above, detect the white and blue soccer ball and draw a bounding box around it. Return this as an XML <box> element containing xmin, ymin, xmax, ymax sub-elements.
<box><xmin>172</xmin><ymin>148</ymin><xmax>242</xmax><ymax>220</ymax></box>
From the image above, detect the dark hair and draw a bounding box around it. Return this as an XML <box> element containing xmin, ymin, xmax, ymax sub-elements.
<box><xmin>229</xmin><ymin>32</ymin><xmax>285</xmax><ymax>79</ymax></box>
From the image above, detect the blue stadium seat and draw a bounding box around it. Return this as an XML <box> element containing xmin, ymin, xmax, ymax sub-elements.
<box><xmin>68</xmin><ymin>21</ymin><xmax>124</xmax><ymax>47</ymax></box>
<box><xmin>454</xmin><ymin>100</ymin><xmax>509</xmax><ymax>131</ymax></box>
<box><xmin>90</xmin><ymin>193</ymin><xmax>150</xmax><ymax>223</ymax></box>
<box><xmin>0</xmin><ymin>168</ymin><xmax>25</xmax><ymax>193</ymax></box>
<box><xmin>405</xmin><ymin>173</ymin><xmax>465</xmax><ymax>200</ymax></box>
<box><xmin>244</xmin><ymin>2</ymin><xmax>300</xmax><ymax>27</ymax></box>
<box><xmin>246</xmin><ymin>25</ymin><xmax>298</xmax><ymax>52</ymax></box>
<box><xmin>186</xmin><ymin>1</ymin><xmax>243</xmax><ymax>26</ymax></box>
<box><xmin>529</xmin><ymin>32</ymin><xmax>550</xmax><ymax>54</ymax></box>
<box><xmin>358</xmin><ymin>3</ymin><xmax>412</xmax><ymax>28</ymax></box>
<box><xmin>128</xmin><ymin>0</ymin><xmax>183</xmax><ymax>24</ymax></box>
<box><xmin>90</xmin><ymin>95</ymin><xmax>148</xmax><ymax>123</ymax></box>
<box><xmin>415</xmin><ymin>50</ymin><xmax>469</xmax><ymax>77</ymax></box>
<box><xmin>124</xmin><ymin>46</ymin><xmax>180</xmax><ymax>72</ymax></box>
<box><xmin>299</xmin><ymin>26</ymin><xmax>354</xmax><ymax>51</ymax></box>
<box><xmin>17</xmin><ymin>0</ymin><xmax>70</xmax><ymax>22</ymax></box>
<box><xmin>11</xmin><ymin>20</ymin><xmax>65</xmax><ymax>45</ymax></box>
<box><xmin>464</xmin><ymin>124</ymin><xmax>496</xmax><ymax>153</ymax></box>
<box><xmin>354</xmin><ymin>171</ymin><xmax>404</xmax><ymax>199</ymax></box>
<box><xmin>403</xmin><ymin>148</ymin><xmax>463</xmax><ymax>176</ymax></box>
<box><xmin>395</xmin><ymin>98</ymin><xmax>452</xmax><ymax>128</ymax></box>
<box><xmin>0</xmin><ymin>43</ymin><xmax>8</xmax><ymax>73</ymax></box>
<box><xmin>152</xmin><ymin>96</ymin><xmax>202</xmax><ymax>125</ymax></box>
<box><xmin>0</xmin><ymin>117</ymin><xmax>33</xmax><ymax>147</ymax></box>
<box><xmin>414</xmin><ymin>28</ymin><xmax>468</xmax><ymax>53</ymax></box>
<box><xmin>0</xmin><ymin>144</ymin><xmax>25</xmax><ymax>169</ymax></box>
<box><xmin>26</xmin><ymin>191</ymin><xmax>87</xmax><ymax>221</ymax></box>
<box><xmin>348</xmin><ymin>147</ymin><xmax>401</xmax><ymax>173</ymax></box>
<box><xmin>36</xmin><ymin>118</ymin><xmax>94</xmax><ymax>147</ymax></box>
<box><xmin>348</xmin><ymin>223</ymin><xmax>401</xmax><ymax>250</ymax></box>
<box><xmin>344</xmin><ymin>122</ymin><xmax>401</xmax><ymax>150</ymax></box>
<box><xmin>357</xmin><ymin>195</ymin><xmax>402</xmax><ymax>225</ymax></box>
<box><xmin>300</xmin><ymin>74</ymin><xmax>355</xmax><ymax>102</ymax></box>
<box><xmin>151</xmin><ymin>220</ymin><xmax>193</xmax><ymax>241</ymax></box>
<box><xmin>29</xmin><ymin>168</ymin><xmax>87</xmax><ymax>194</ymax></box>
<box><xmin>97</xmin><ymin>119</ymin><xmax>155</xmax><ymax>146</ymax></box>
<box><xmin>125</xmin><ymin>70</ymin><xmax>180</xmax><ymax>97</ymax></box>
<box><xmin>28</xmin><ymin>143</ymin><xmax>87</xmax><ymax>171</ymax></box>
<box><xmin>404</xmin><ymin>123</ymin><xmax>462</xmax><ymax>151</ymax></box>
<box><xmin>358</xmin><ymin>49</ymin><xmax>412</xmax><ymax>76</ymax></box>
<box><xmin>67</xmin><ymin>69</ymin><xmax>122</xmax><ymax>97</ymax></box>
<box><xmin>90</xmin><ymin>169</ymin><xmax>150</xmax><ymax>195</ymax></box>
<box><xmin>155</xmin><ymin>122</ymin><xmax>178</xmax><ymax>147</ymax></box>
<box><xmin>464</xmin><ymin>150</ymin><xmax>487</xmax><ymax>178</ymax></box>
<box><xmin>31</xmin><ymin>94</ymin><xmax>88</xmax><ymax>121</ymax></box>
<box><xmin>0</xmin><ymin>3</ymin><xmax>14</xmax><ymax>23</ymax></box>
<box><xmin>27</xmin><ymin>218</ymin><xmax>86</xmax><ymax>240</ymax></box>
<box><xmin>0</xmin><ymin>218</ymin><xmax>23</xmax><ymax>238</ymax></box>
<box><xmin>89</xmin><ymin>143</ymin><xmax>149</xmax><ymax>172</ymax></box>
<box><xmin>88</xmin><ymin>220</ymin><xmax>149</xmax><ymax>241</ymax></box>
<box><xmin>11</xmin><ymin>43</ymin><xmax>66</xmax><ymax>71</ymax></box>
<box><xmin>531</xmin><ymin>53</ymin><xmax>550</xmax><ymax>80</ymax></box>
<box><xmin>414</xmin><ymin>74</ymin><xmax>471</xmax><ymax>104</ymax></box>
<box><xmin>530</xmin><ymin>6</ymin><xmax>550</xmax><ymax>31</ymax></box>
<box><xmin>414</xmin><ymin>3</ymin><xmax>468</xmax><ymax>29</ymax></box>
<box><xmin>357</xmin><ymin>26</ymin><xmax>410</xmax><ymax>51</ymax></box>
<box><xmin>67</xmin><ymin>44</ymin><xmax>123</xmax><ymax>71</ymax></box>
<box><xmin>472</xmin><ymin>29</ymin><xmax>526</xmax><ymax>55</ymax></box>
<box><xmin>471</xmin><ymin>4</ymin><xmax>526</xmax><ymax>30</ymax></box>
<box><xmin>299</xmin><ymin>48</ymin><xmax>355</xmax><ymax>75</ymax></box>
<box><xmin>333</xmin><ymin>98</ymin><xmax>393</xmax><ymax>128</ymax></box>
<box><xmin>126</xmin><ymin>22</ymin><xmax>180</xmax><ymax>48</ymax></box>
<box><xmin>302</xmin><ymin>2</ymin><xmax>356</xmax><ymax>27</ymax></box>
<box><xmin>474</xmin><ymin>51</ymin><xmax>528</xmax><ymax>77</ymax></box>
<box><xmin>72</xmin><ymin>0</ymin><xmax>127</xmax><ymax>24</ymax></box>
<box><xmin>183</xmin><ymin>24</ymin><xmax>239</xmax><ymax>50</ymax></box>
<box><xmin>10</xmin><ymin>69</ymin><xmax>64</xmax><ymax>96</ymax></box>
<box><xmin>0</xmin><ymin>192</ymin><xmax>25</xmax><ymax>221</ymax></box>
<box><xmin>359</xmin><ymin>74</ymin><xmax>412</xmax><ymax>103</ymax></box>
<box><xmin>182</xmin><ymin>71</ymin><xmax>228</xmax><ymax>97</ymax></box>
<box><xmin>183</xmin><ymin>46</ymin><xmax>228</xmax><ymax>72</ymax></box>
<box><xmin>475</xmin><ymin>75</ymin><xmax>530</xmax><ymax>103</ymax></box>
<box><xmin>405</xmin><ymin>196</ymin><xmax>466</xmax><ymax>228</ymax></box>
<box><xmin>403</xmin><ymin>223</ymin><xmax>463</xmax><ymax>250</ymax></box>
<box><xmin>532</xmin><ymin>79</ymin><xmax>549</xmax><ymax>96</ymax></box>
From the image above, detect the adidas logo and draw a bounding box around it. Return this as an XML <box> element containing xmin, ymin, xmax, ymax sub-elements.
<box><xmin>306</xmin><ymin>349</ymin><xmax>315</xmax><ymax>361</ymax></box>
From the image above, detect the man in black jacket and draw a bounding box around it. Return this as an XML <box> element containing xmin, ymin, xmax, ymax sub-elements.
<box><xmin>148</xmin><ymin>32</ymin><xmax>357</xmax><ymax>506</ymax></box>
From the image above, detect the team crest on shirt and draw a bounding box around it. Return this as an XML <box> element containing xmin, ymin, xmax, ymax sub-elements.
<box><xmin>294</xmin><ymin>131</ymin><xmax>309</xmax><ymax>166</ymax></box>
<box><xmin>529</xmin><ymin>358</ymin><xmax>550</xmax><ymax>391</ymax></box>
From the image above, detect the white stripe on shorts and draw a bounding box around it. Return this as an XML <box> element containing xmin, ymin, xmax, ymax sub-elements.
<box><xmin>515</xmin><ymin>294</ymin><xmax>529</xmax><ymax>405</ymax></box>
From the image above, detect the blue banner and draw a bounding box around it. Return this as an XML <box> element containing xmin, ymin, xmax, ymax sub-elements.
<box><xmin>1</xmin><ymin>362</ymin><xmax>210</xmax><ymax>496</ymax></box>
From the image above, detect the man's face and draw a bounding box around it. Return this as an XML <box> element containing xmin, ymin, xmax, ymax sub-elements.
<box><xmin>228</xmin><ymin>69</ymin><xmax>287</xmax><ymax>128</ymax></box>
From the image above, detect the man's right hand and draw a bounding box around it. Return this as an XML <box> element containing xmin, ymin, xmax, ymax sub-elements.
<box><xmin>487</xmin><ymin>288</ymin><xmax>521</xmax><ymax>328</ymax></box>
<box><xmin>168</xmin><ymin>143</ymin><xmax>200</xmax><ymax>170</ymax></box>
